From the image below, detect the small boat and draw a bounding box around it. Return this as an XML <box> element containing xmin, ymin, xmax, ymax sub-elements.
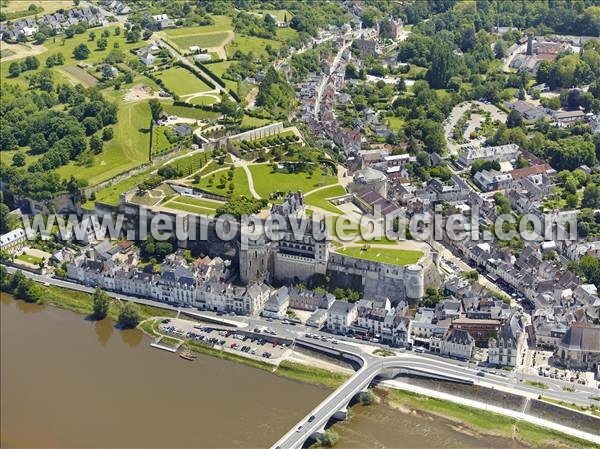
<box><xmin>179</xmin><ymin>350</ymin><xmax>197</xmax><ymax>361</ymax></box>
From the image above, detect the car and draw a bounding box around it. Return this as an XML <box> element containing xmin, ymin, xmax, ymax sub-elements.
<box><xmin>308</xmin><ymin>415</ymin><xmax>315</xmax><ymax>423</ymax></box>
<box><xmin>477</xmin><ymin>371</ymin><xmax>485</xmax><ymax>377</ymax></box>
<box><xmin>296</xmin><ymin>425</ymin><xmax>303</xmax><ymax>432</ymax></box>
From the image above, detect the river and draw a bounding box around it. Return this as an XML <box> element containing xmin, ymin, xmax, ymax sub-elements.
<box><xmin>1</xmin><ymin>294</ymin><xmax>515</xmax><ymax>448</ymax></box>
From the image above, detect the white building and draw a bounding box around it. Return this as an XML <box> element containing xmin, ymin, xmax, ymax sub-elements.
<box><xmin>327</xmin><ymin>301</ymin><xmax>358</xmax><ymax>334</ymax></box>
<box><xmin>0</xmin><ymin>228</ymin><xmax>27</xmax><ymax>255</ymax></box>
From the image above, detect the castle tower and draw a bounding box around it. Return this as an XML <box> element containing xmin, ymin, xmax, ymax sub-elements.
<box><xmin>404</xmin><ymin>264</ymin><xmax>425</xmax><ymax>304</ymax></box>
<box><xmin>239</xmin><ymin>222</ymin><xmax>271</xmax><ymax>284</ymax></box>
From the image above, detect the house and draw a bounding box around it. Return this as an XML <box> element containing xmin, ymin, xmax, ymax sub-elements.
<box><xmin>262</xmin><ymin>287</ymin><xmax>290</xmax><ymax>319</ymax></box>
<box><xmin>554</xmin><ymin>323</ymin><xmax>600</xmax><ymax>371</ymax></box>
<box><xmin>140</xmin><ymin>52</ymin><xmax>156</xmax><ymax>66</ymax></box>
<box><xmin>288</xmin><ymin>288</ymin><xmax>335</xmax><ymax>312</ymax></box>
<box><xmin>327</xmin><ymin>301</ymin><xmax>358</xmax><ymax>334</ymax></box>
<box><xmin>174</xmin><ymin>124</ymin><xmax>193</xmax><ymax>137</ymax></box>
<box><xmin>474</xmin><ymin>169</ymin><xmax>513</xmax><ymax>191</ymax></box>
<box><xmin>0</xmin><ymin>228</ymin><xmax>27</xmax><ymax>255</ymax></box>
<box><xmin>548</xmin><ymin>109</ymin><xmax>586</xmax><ymax>127</ymax></box>
<box><xmin>488</xmin><ymin>312</ymin><xmax>527</xmax><ymax>367</ymax></box>
<box><xmin>451</xmin><ymin>318</ymin><xmax>501</xmax><ymax>347</ymax></box>
<box><xmin>193</xmin><ymin>53</ymin><xmax>212</xmax><ymax>62</ymax></box>
<box><xmin>504</xmin><ymin>100</ymin><xmax>547</xmax><ymax>121</ymax></box>
<box><xmin>433</xmin><ymin>329</ymin><xmax>474</xmax><ymax>360</ymax></box>
<box><xmin>458</xmin><ymin>144</ymin><xmax>520</xmax><ymax>167</ymax></box>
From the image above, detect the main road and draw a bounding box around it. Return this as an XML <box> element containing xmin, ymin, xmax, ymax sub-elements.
<box><xmin>272</xmin><ymin>338</ymin><xmax>600</xmax><ymax>449</ymax></box>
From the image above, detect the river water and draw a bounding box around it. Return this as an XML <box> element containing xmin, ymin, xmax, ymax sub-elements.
<box><xmin>1</xmin><ymin>295</ymin><xmax>514</xmax><ymax>448</ymax></box>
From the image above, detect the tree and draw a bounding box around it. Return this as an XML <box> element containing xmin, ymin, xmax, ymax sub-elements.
<box><xmin>8</xmin><ymin>62</ymin><xmax>20</xmax><ymax>78</ymax></box>
<box><xmin>494</xmin><ymin>41</ymin><xmax>506</xmax><ymax>59</ymax></box>
<box><xmin>102</xmin><ymin>127</ymin><xmax>114</xmax><ymax>141</ymax></box>
<box><xmin>90</xmin><ymin>135</ymin><xmax>103</xmax><ymax>154</ymax></box>
<box><xmin>426</xmin><ymin>41</ymin><xmax>455</xmax><ymax>89</ymax></box>
<box><xmin>12</xmin><ymin>152</ymin><xmax>26</xmax><ymax>167</ymax></box>
<box><xmin>92</xmin><ymin>288</ymin><xmax>111</xmax><ymax>319</ymax></box>
<box><xmin>96</xmin><ymin>38</ymin><xmax>108</xmax><ymax>50</ymax></box>
<box><xmin>149</xmin><ymin>99</ymin><xmax>163</xmax><ymax>122</ymax></box>
<box><xmin>34</xmin><ymin>32</ymin><xmax>47</xmax><ymax>45</ymax></box>
<box><xmin>582</xmin><ymin>184</ymin><xmax>600</xmax><ymax>208</ymax></box>
<box><xmin>118</xmin><ymin>302</ymin><xmax>140</xmax><ymax>328</ymax></box>
<box><xmin>506</xmin><ymin>109</ymin><xmax>523</xmax><ymax>128</ymax></box>
<box><xmin>73</xmin><ymin>43</ymin><xmax>90</xmax><ymax>60</ymax></box>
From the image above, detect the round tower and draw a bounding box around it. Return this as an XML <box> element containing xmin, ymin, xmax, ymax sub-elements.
<box><xmin>405</xmin><ymin>264</ymin><xmax>425</xmax><ymax>304</ymax></box>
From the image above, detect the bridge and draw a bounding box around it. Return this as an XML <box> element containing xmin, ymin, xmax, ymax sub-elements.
<box><xmin>271</xmin><ymin>339</ymin><xmax>474</xmax><ymax>449</ymax></box>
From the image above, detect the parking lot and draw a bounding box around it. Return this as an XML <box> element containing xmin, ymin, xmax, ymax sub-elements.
<box><xmin>158</xmin><ymin>318</ymin><xmax>291</xmax><ymax>362</ymax></box>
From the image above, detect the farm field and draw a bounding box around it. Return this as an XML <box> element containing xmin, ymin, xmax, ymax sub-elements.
<box><xmin>59</xmin><ymin>65</ymin><xmax>99</xmax><ymax>87</ymax></box>
<box><xmin>156</xmin><ymin>66</ymin><xmax>212</xmax><ymax>97</ymax></box>
<box><xmin>304</xmin><ymin>185</ymin><xmax>346</xmax><ymax>214</ymax></box>
<box><xmin>248</xmin><ymin>165</ymin><xmax>337</xmax><ymax>199</ymax></box>
<box><xmin>334</xmin><ymin>246</ymin><xmax>423</xmax><ymax>266</ymax></box>
<box><xmin>169</xmin><ymin>31</ymin><xmax>231</xmax><ymax>51</ymax></box>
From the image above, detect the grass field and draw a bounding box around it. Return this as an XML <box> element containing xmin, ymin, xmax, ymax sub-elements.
<box><xmin>304</xmin><ymin>185</ymin><xmax>346</xmax><ymax>214</ymax></box>
<box><xmin>386</xmin><ymin>115</ymin><xmax>405</xmax><ymax>131</ymax></box>
<box><xmin>334</xmin><ymin>246</ymin><xmax>423</xmax><ymax>266</ymax></box>
<box><xmin>16</xmin><ymin>253</ymin><xmax>43</xmax><ymax>265</ymax></box>
<box><xmin>248</xmin><ymin>165</ymin><xmax>337</xmax><ymax>198</ymax></box>
<box><xmin>161</xmin><ymin>102</ymin><xmax>219</xmax><ymax>120</ymax></box>
<box><xmin>156</xmin><ymin>66</ymin><xmax>212</xmax><ymax>97</ymax></box>
<box><xmin>56</xmin><ymin>99</ymin><xmax>151</xmax><ymax>186</ymax></box>
<box><xmin>170</xmin><ymin>31</ymin><xmax>231</xmax><ymax>51</ymax></box>
<box><xmin>163</xmin><ymin>200</ymin><xmax>216</xmax><ymax>216</ymax></box>
<box><xmin>165</xmin><ymin>151</ymin><xmax>211</xmax><ymax>176</ymax></box>
<box><xmin>195</xmin><ymin>166</ymin><xmax>253</xmax><ymax>198</ymax></box>
<box><xmin>188</xmin><ymin>94</ymin><xmax>220</xmax><ymax>106</ymax></box>
<box><xmin>226</xmin><ymin>35</ymin><xmax>282</xmax><ymax>58</ymax></box>
<box><xmin>169</xmin><ymin>195</ymin><xmax>224</xmax><ymax>209</ymax></box>
<box><xmin>1</xmin><ymin>0</ymin><xmax>72</xmax><ymax>14</ymax></box>
<box><xmin>240</xmin><ymin>114</ymin><xmax>273</xmax><ymax>129</ymax></box>
<box><xmin>205</xmin><ymin>60</ymin><xmax>238</xmax><ymax>91</ymax></box>
<box><xmin>249</xmin><ymin>9</ymin><xmax>293</xmax><ymax>22</ymax></box>
<box><xmin>60</xmin><ymin>65</ymin><xmax>98</xmax><ymax>86</ymax></box>
<box><xmin>164</xmin><ymin>16</ymin><xmax>233</xmax><ymax>36</ymax></box>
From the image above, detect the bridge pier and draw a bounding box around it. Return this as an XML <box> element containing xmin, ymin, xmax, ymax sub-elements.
<box><xmin>332</xmin><ymin>408</ymin><xmax>348</xmax><ymax>421</ymax></box>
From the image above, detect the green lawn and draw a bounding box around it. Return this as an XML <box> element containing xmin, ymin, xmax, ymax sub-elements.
<box><xmin>161</xmin><ymin>102</ymin><xmax>219</xmax><ymax>120</ymax></box>
<box><xmin>334</xmin><ymin>246</ymin><xmax>423</xmax><ymax>266</ymax></box>
<box><xmin>205</xmin><ymin>61</ymin><xmax>237</xmax><ymax>91</ymax></box>
<box><xmin>165</xmin><ymin>151</ymin><xmax>212</xmax><ymax>176</ymax></box>
<box><xmin>188</xmin><ymin>94</ymin><xmax>220</xmax><ymax>106</ymax></box>
<box><xmin>168</xmin><ymin>195</ymin><xmax>224</xmax><ymax>209</ymax></box>
<box><xmin>248</xmin><ymin>164</ymin><xmax>337</xmax><ymax>198</ymax></box>
<box><xmin>240</xmin><ymin>114</ymin><xmax>273</xmax><ymax>130</ymax></box>
<box><xmin>56</xmin><ymin>100</ymin><xmax>151</xmax><ymax>186</ymax></box>
<box><xmin>163</xmin><ymin>199</ymin><xmax>216</xmax><ymax>216</ymax></box>
<box><xmin>16</xmin><ymin>253</ymin><xmax>44</xmax><ymax>265</ymax></box>
<box><xmin>170</xmin><ymin>31</ymin><xmax>231</xmax><ymax>50</ymax></box>
<box><xmin>386</xmin><ymin>116</ymin><xmax>405</xmax><ymax>131</ymax></box>
<box><xmin>304</xmin><ymin>185</ymin><xmax>346</xmax><ymax>214</ymax></box>
<box><xmin>226</xmin><ymin>35</ymin><xmax>281</xmax><ymax>58</ymax></box>
<box><xmin>164</xmin><ymin>16</ymin><xmax>233</xmax><ymax>36</ymax></box>
<box><xmin>249</xmin><ymin>9</ymin><xmax>293</xmax><ymax>22</ymax></box>
<box><xmin>156</xmin><ymin>66</ymin><xmax>212</xmax><ymax>97</ymax></box>
<box><xmin>195</xmin><ymin>166</ymin><xmax>253</xmax><ymax>198</ymax></box>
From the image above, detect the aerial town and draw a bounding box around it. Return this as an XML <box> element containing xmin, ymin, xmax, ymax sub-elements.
<box><xmin>0</xmin><ymin>1</ymin><xmax>599</xmax><ymax>449</ymax></box>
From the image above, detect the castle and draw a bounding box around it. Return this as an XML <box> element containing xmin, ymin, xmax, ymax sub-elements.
<box><xmin>239</xmin><ymin>192</ymin><xmax>436</xmax><ymax>305</ymax></box>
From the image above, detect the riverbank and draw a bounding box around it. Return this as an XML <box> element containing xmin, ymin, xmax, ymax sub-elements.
<box><xmin>3</xmin><ymin>279</ymin><xmax>596</xmax><ymax>449</ymax></box>
<box><xmin>380</xmin><ymin>388</ymin><xmax>599</xmax><ymax>449</ymax></box>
